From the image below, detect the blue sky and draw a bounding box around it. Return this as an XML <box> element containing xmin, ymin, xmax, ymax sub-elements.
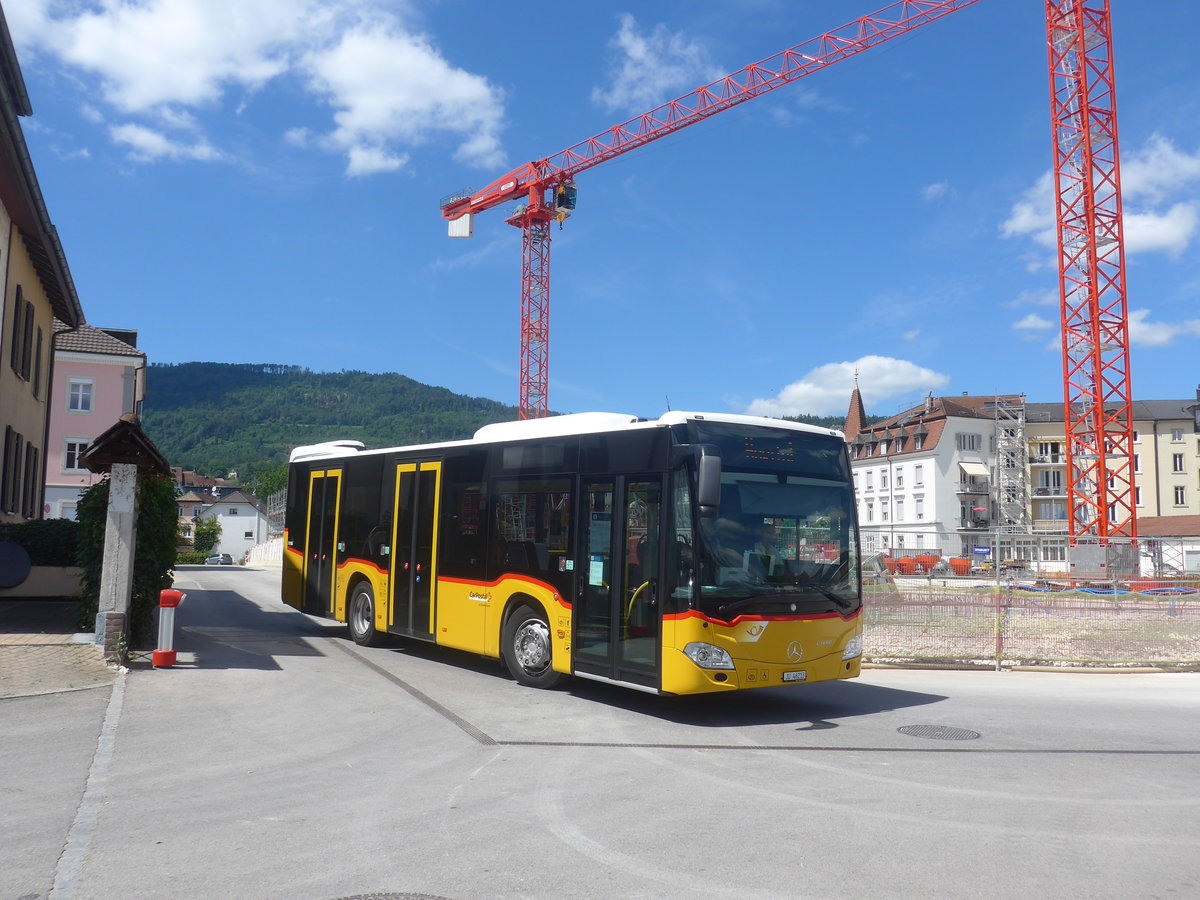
<box><xmin>9</xmin><ymin>0</ymin><xmax>1200</xmax><ymax>420</ymax></box>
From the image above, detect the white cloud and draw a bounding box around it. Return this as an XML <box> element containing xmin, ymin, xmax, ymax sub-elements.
<box><xmin>591</xmin><ymin>14</ymin><xmax>722</xmax><ymax>115</ymax></box>
<box><xmin>1001</xmin><ymin>136</ymin><xmax>1200</xmax><ymax>257</ymax></box>
<box><xmin>284</xmin><ymin>127</ymin><xmax>312</xmax><ymax>147</ymax></box>
<box><xmin>1121</xmin><ymin>134</ymin><xmax>1200</xmax><ymax>203</ymax></box>
<box><xmin>1014</xmin><ymin>313</ymin><xmax>1053</xmax><ymax>332</ymax></box>
<box><xmin>745</xmin><ymin>355</ymin><xmax>950</xmax><ymax>418</ymax></box>
<box><xmin>767</xmin><ymin>86</ymin><xmax>849</xmax><ymax>126</ymax></box>
<box><xmin>303</xmin><ymin>23</ymin><xmax>505</xmax><ymax>174</ymax></box>
<box><xmin>32</xmin><ymin>0</ymin><xmax>306</xmax><ymax>112</ymax></box>
<box><xmin>1127</xmin><ymin>308</ymin><xmax>1200</xmax><ymax>347</ymax></box>
<box><xmin>922</xmin><ymin>181</ymin><xmax>950</xmax><ymax>202</ymax></box>
<box><xmin>345</xmin><ymin>144</ymin><xmax>407</xmax><ymax>177</ymax></box>
<box><xmin>1123</xmin><ymin>204</ymin><xmax>1198</xmax><ymax>258</ymax></box>
<box><xmin>12</xmin><ymin>0</ymin><xmax>507</xmax><ymax>175</ymax></box>
<box><xmin>109</xmin><ymin>123</ymin><xmax>224</xmax><ymax>161</ymax></box>
<box><xmin>1001</xmin><ymin>171</ymin><xmax>1055</xmax><ymax>245</ymax></box>
<box><xmin>903</xmin><ymin>328</ymin><xmax>921</xmax><ymax>340</ymax></box>
<box><xmin>1008</xmin><ymin>287</ymin><xmax>1057</xmax><ymax>308</ymax></box>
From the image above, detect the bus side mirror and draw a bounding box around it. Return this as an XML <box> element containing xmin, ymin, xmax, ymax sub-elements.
<box><xmin>696</xmin><ymin>444</ymin><xmax>721</xmax><ymax>518</ymax></box>
<box><xmin>671</xmin><ymin>442</ymin><xmax>721</xmax><ymax>518</ymax></box>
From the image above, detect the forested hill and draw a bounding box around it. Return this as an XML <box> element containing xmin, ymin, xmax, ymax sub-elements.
<box><xmin>141</xmin><ymin>363</ymin><xmax>519</xmax><ymax>479</ymax></box>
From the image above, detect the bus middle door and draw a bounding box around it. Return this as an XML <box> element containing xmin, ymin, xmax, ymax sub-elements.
<box><xmin>389</xmin><ymin>461</ymin><xmax>441</xmax><ymax>638</ymax></box>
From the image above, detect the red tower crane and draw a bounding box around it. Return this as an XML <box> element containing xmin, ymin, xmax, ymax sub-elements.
<box><xmin>439</xmin><ymin>0</ymin><xmax>1136</xmax><ymax>541</ymax></box>
<box><xmin>1045</xmin><ymin>0</ymin><xmax>1136</xmax><ymax>539</ymax></box>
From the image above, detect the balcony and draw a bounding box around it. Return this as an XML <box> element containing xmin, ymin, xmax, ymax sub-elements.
<box><xmin>1029</xmin><ymin>454</ymin><xmax>1065</xmax><ymax>465</ymax></box>
<box><xmin>959</xmin><ymin>518</ymin><xmax>990</xmax><ymax>530</ymax></box>
<box><xmin>1032</xmin><ymin>485</ymin><xmax>1067</xmax><ymax>497</ymax></box>
<box><xmin>956</xmin><ymin>480</ymin><xmax>989</xmax><ymax>494</ymax></box>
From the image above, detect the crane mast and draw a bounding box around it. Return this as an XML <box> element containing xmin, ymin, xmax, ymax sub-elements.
<box><xmin>1045</xmin><ymin>0</ymin><xmax>1136</xmax><ymax>540</ymax></box>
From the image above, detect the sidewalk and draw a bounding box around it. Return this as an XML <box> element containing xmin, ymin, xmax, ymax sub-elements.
<box><xmin>0</xmin><ymin>600</ymin><xmax>118</xmax><ymax>699</ymax></box>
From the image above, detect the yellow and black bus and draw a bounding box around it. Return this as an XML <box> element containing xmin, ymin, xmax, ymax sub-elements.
<box><xmin>283</xmin><ymin>411</ymin><xmax>863</xmax><ymax>694</ymax></box>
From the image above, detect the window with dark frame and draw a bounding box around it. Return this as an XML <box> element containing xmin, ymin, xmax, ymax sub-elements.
<box><xmin>32</xmin><ymin>328</ymin><xmax>43</xmax><ymax>398</ymax></box>
<box><xmin>8</xmin><ymin>286</ymin><xmax>22</xmax><ymax>375</ymax></box>
<box><xmin>20</xmin><ymin>299</ymin><xmax>33</xmax><ymax>382</ymax></box>
<box><xmin>65</xmin><ymin>441</ymin><xmax>89</xmax><ymax>472</ymax></box>
<box><xmin>1</xmin><ymin>427</ymin><xmax>13</xmax><ymax>512</ymax></box>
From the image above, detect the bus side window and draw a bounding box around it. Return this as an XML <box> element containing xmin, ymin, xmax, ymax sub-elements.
<box><xmin>492</xmin><ymin>479</ymin><xmax>571</xmax><ymax>576</ymax></box>
<box><xmin>440</xmin><ymin>483</ymin><xmax>486</xmax><ymax>579</ymax></box>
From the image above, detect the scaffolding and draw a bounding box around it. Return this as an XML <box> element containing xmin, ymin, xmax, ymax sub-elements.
<box><xmin>993</xmin><ymin>395</ymin><xmax>1030</xmax><ymax>531</ymax></box>
<box><xmin>266</xmin><ymin>488</ymin><xmax>286</xmax><ymax>538</ymax></box>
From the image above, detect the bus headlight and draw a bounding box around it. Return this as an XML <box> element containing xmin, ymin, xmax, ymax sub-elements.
<box><xmin>842</xmin><ymin>634</ymin><xmax>863</xmax><ymax>660</ymax></box>
<box><xmin>684</xmin><ymin>642</ymin><xmax>735</xmax><ymax>670</ymax></box>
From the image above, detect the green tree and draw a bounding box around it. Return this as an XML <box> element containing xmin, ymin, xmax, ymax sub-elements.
<box><xmin>194</xmin><ymin>517</ymin><xmax>222</xmax><ymax>555</ymax></box>
<box><xmin>250</xmin><ymin>461</ymin><xmax>288</xmax><ymax>500</ymax></box>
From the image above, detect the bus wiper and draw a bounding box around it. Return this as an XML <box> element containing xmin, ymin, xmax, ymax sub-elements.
<box><xmin>800</xmin><ymin>585</ymin><xmax>856</xmax><ymax>610</ymax></box>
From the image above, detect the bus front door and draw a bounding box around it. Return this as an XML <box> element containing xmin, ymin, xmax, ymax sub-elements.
<box><xmin>389</xmin><ymin>461</ymin><xmax>441</xmax><ymax>638</ymax></box>
<box><xmin>575</xmin><ymin>477</ymin><xmax>660</xmax><ymax>689</ymax></box>
<box><xmin>303</xmin><ymin>469</ymin><xmax>341</xmax><ymax>616</ymax></box>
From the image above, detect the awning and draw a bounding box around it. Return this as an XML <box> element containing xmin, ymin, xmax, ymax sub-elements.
<box><xmin>959</xmin><ymin>462</ymin><xmax>990</xmax><ymax>477</ymax></box>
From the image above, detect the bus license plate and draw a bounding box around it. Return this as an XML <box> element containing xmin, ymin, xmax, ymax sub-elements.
<box><xmin>782</xmin><ymin>670</ymin><xmax>807</xmax><ymax>683</ymax></box>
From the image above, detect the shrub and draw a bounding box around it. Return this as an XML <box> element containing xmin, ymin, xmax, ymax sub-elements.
<box><xmin>0</xmin><ymin>518</ymin><xmax>81</xmax><ymax>566</ymax></box>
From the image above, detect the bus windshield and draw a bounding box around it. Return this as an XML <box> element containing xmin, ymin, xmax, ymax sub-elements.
<box><xmin>683</xmin><ymin>422</ymin><xmax>860</xmax><ymax>620</ymax></box>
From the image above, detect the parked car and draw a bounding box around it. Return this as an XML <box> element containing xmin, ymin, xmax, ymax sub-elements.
<box><xmin>205</xmin><ymin>553</ymin><xmax>233</xmax><ymax>566</ymax></box>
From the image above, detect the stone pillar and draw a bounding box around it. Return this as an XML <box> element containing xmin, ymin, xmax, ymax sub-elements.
<box><xmin>95</xmin><ymin>462</ymin><xmax>138</xmax><ymax>651</ymax></box>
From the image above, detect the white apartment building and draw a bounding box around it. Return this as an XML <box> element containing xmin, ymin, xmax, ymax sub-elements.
<box><xmin>845</xmin><ymin>390</ymin><xmax>1018</xmax><ymax>560</ymax></box>
<box><xmin>845</xmin><ymin>386</ymin><xmax>1200</xmax><ymax>572</ymax></box>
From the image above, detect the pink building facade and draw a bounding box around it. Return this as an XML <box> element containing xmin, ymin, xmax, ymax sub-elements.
<box><xmin>44</xmin><ymin>324</ymin><xmax>145</xmax><ymax>519</ymax></box>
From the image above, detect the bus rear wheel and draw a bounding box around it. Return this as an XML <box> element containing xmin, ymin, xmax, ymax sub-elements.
<box><xmin>348</xmin><ymin>583</ymin><xmax>384</xmax><ymax>647</ymax></box>
<box><xmin>502</xmin><ymin>604</ymin><xmax>564</xmax><ymax>689</ymax></box>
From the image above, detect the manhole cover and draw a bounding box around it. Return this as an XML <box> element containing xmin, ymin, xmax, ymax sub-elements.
<box><xmin>334</xmin><ymin>894</ymin><xmax>449</xmax><ymax>900</ymax></box>
<box><xmin>897</xmin><ymin>724</ymin><xmax>981</xmax><ymax>741</ymax></box>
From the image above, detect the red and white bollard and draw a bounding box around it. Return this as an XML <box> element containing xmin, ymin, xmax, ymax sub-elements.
<box><xmin>152</xmin><ymin>589</ymin><xmax>186</xmax><ymax>668</ymax></box>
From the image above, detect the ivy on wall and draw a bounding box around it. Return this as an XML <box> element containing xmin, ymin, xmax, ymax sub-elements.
<box><xmin>75</xmin><ymin>473</ymin><xmax>179</xmax><ymax>648</ymax></box>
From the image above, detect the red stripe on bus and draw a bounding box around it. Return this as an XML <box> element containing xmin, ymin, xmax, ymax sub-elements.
<box><xmin>664</xmin><ymin>606</ymin><xmax>862</xmax><ymax>627</ymax></box>
<box><xmin>336</xmin><ymin>557</ymin><xmax>389</xmax><ymax>576</ymax></box>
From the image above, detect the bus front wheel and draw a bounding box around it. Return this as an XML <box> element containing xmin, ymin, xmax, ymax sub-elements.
<box><xmin>348</xmin><ymin>583</ymin><xmax>384</xmax><ymax>647</ymax></box>
<box><xmin>502</xmin><ymin>604</ymin><xmax>564</xmax><ymax>689</ymax></box>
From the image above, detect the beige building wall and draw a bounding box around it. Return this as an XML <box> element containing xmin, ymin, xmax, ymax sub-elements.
<box><xmin>0</xmin><ymin>220</ymin><xmax>56</xmax><ymax>522</ymax></box>
<box><xmin>1024</xmin><ymin>410</ymin><xmax>1200</xmax><ymax>530</ymax></box>
<box><xmin>1142</xmin><ymin>418</ymin><xmax>1200</xmax><ymax>518</ymax></box>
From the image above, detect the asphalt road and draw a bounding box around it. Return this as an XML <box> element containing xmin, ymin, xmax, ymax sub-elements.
<box><xmin>3</xmin><ymin>565</ymin><xmax>1199</xmax><ymax>899</ymax></box>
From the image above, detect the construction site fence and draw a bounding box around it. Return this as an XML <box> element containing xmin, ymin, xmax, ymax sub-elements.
<box><xmin>858</xmin><ymin>528</ymin><xmax>1200</xmax><ymax>580</ymax></box>
<box><xmin>863</xmin><ymin>579</ymin><xmax>1200</xmax><ymax>670</ymax></box>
